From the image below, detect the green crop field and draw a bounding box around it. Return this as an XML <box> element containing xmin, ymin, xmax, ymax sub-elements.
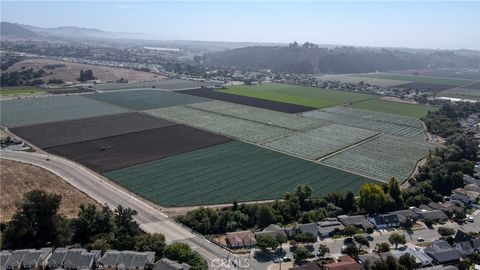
<box><xmin>264</xmin><ymin>124</ymin><xmax>379</xmax><ymax>160</ymax></box>
<box><xmin>93</xmin><ymin>79</ymin><xmax>216</xmax><ymax>91</ymax></box>
<box><xmin>322</xmin><ymin>135</ymin><xmax>434</xmax><ymax>181</ymax></box>
<box><xmin>147</xmin><ymin>105</ymin><xmax>293</xmax><ymax>143</ymax></box>
<box><xmin>302</xmin><ymin>106</ymin><xmax>426</xmax><ymax>140</ymax></box>
<box><xmin>187</xmin><ymin>100</ymin><xmax>327</xmax><ymax>131</ymax></box>
<box><xmin>85</xmin><ymin>89</ymin><xmax>210</xmax><ymax>111</ymax></box>
<box><xmin>0</xmin><ymin>86</ymin><xmax>44</xmax><ymax>97</ymax></box>
<box><xmin>218</xmin><ymin>83</ymin><xmax>374</xmax><ymax>108</ymax></box>
<box><xmin>106</xmin><ymin>141</ymin><xmax>376</xmax><ymax>206</ymax></box>
<box><xmin>348</xmin><ymin>99</ymin><xmax>437</xmax><ymax>118</ymax></box>
<box><xmin>0</xmin><ymin>95</ymin><xmax>129</xmax><ymax>127</ymax></box>
<box><xmin>439</xmin><ymin>88</ymin><xmax>480</xmax><ymax>100</ymax></box>
<box><xmin>353</xmin><ymin>73</ymin><xmax>475</xmax><ymax>86</ymax></box>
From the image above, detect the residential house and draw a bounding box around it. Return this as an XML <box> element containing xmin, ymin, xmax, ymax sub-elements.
<box><xmin>296</xmin><ymin>223</ymin><xmax>319</xmax><ymax>239</ymax></box>
<box><xmin>420</xmin><ymin>266</ymin><xmax>459</xmax><ymax>270</ymax></box>
<box><xmin>5</xmin><ymin>249</ymin><xmax>51</xmax><ymax>270</ymax></box>
<box><xmin>289</xmin><ymin>262</ymin><xmax>320</xmax><ymax>270</ymax></box>
<box><xmin>320</xmin><ymin>256</ymin><xmax>361</xmax><ymax>270</ymax></box>
<box><xmin>98</xmin><ymin>251</ymin><xmax>155</xmax><ymax>270</ymax></box>
<box><xmin>62</xmin><ymin>249</ymin><xmax>101</xmax><ymax>270</ymax></box>
<box><xmin>369</xmin><ymin>214</ymin><xmax>400</xmax><ymax>229</ymax></box>
<box><xmin>387</xmin><ymin>248</ymin><xmax>433</xmax><ymax>267</ymax></box>
<box><xmin>472</xmin><ymin>238</ymin><xmax>480</xmax><ymax>251</ymax></box>
<box><xmin>390</xmin><ymin>210</ymin><xmax>419</xmax><ymax>225</ymax></box>
<box><xmin>451</xmin><ymin>190</ymin><xmax>474</xmax><ymax>205</ymax></box>
<box><xmin>21</xmin><ymin>248</ymin><xmax>52</xmax><ymax>270</ymax></box>
<box><xmin>254</xmin><ymin>224</ymin><xmax>288</xmax><ymax>238</ymax></box>
<box><xmin>337</xmin><ymin>215</ymin><xmax>374</xmax><ymax>230</ymax></box>
<box><xmin>424</xmin><ymin>240</ymin><xmax>461</xmax><ymax>265</ymax></box>
<box><xmin>153</xmin><ymin>259</ymin><xmax>190</xmax><ymax>270</ymax></box>
<box><xmin>411</xmin><ymin>208</ymin><xmax>448</xmax><ymax>222</ymax></box>
<box><xmin>317</xmin><ymin>219</ymin><xmax>345</xmax><ymax>238</ymax></box>
<box><xmin>454</xmin><ymin>230</ymin><xmax>477</xmax><ymax>257</ymax></box>
<box><xmin>226</xmin><ymin>231</ymin><xmax>257</xmax><ymax>249</ymax></box>
<box><xmin>357</xmin><ymin>253</ymin><xmax>380</xmax><ymax>267</ymax></box>
<box><xmin>1</xmin><ymin>251</ymin><xmax>12</xmax><ymax>270</ymax></box>
<box><xmin>47</xmin><ymin>248</ymin><xmax>68</xmax><ymax>269</ymax></box>
<box><xmin>427</xmin><ymin>202</ymin><xmax>464</xmax><ymax>216</ymax></box>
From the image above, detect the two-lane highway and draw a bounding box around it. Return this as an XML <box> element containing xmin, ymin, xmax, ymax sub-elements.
<box><xmin>0</xmin><ymin>150</ymin><xmax>232</xmax><ymax>266</ymax></box>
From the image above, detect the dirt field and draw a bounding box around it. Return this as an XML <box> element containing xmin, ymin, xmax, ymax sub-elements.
<box><xmin>178</xmin><ymin>88</ymin><xmax>315</xmax><ymax>113</ymax></box>
<box><xmin>0</xmin><ymin>159</ymin><xmax>98</xmax><ymax>221</ymax></box>
<box><xmin>45</xmin><ymin>125</ymin><xmax>233</xmax><ymax>172</ymax></box>
<box><xmin>7</xmin><ymin>59</ymin><xmax>166</xmax><ymax>83</ymax></box>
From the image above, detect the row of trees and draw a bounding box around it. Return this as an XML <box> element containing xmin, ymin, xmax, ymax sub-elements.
<box><xmin>178</xmin><ymin>178</ymin><xmax>407</xmax><ymax>235</ymax></box>
<box><xmin>1</xmin><ymin>68</ymin><xmax>46</xmax><ymax>86</ymax></box>
<box><xmin>0</xmin><ymin>190</ymin><xmax>207</xmax><ymax>270</ymax></box>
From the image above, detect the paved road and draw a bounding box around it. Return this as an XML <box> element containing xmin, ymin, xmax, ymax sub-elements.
<box><xmin>0</xmin><ymin>150</ymin><xmax>234</xmax><ymax>268</ymax></box>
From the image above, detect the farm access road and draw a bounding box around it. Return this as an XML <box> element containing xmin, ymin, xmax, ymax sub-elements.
<box><xmin>0</xmin><ymin>150</ymin><xmax>235</xmax><ymax>268</ymax></box>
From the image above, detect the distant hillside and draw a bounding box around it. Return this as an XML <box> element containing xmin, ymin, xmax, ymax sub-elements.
<box><xmin>205</xmin><ymin>46</ymin><xmax>480</xmax><ymax>74</ymax></box>
<box><xmin>0</xmin><ymin>22</ymin><xmax>43</xmax><ymax>40</ymax></box>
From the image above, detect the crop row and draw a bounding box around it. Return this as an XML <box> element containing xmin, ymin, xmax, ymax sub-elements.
<box><xmin>322</xmin><ymin>134</ymin><xmax>434</xmax><ymax>181</ymax></box>
<box><xmin>187</xmin><ymin>100</ymin><xmax>326</xmax><ymax>131</ymax></box>
<box><xmin>264</xmin><ymin>124</ymin><xmax>379</xmax><ymax>160</ymax></box>
<box><xmin>106</xmin><ymin>141</ymin><xmax>374</xmax><ymax>206</ymax></box>
<box><xmin>147</xmin><ymin>106</ymin><xmax>294</xmax><ymax>143</ymax></box>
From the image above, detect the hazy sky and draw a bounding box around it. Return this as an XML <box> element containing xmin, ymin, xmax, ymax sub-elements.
<box><xmin>2</xmin><ymin>1</ymin><xmax>479</xmax><ymax>50</ymax></box>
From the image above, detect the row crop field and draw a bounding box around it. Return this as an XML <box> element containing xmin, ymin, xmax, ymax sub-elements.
<box><xmin>439</xmin><ymin>88</ymin><xmax>480</xmax><ymax>100</ymax></box>
<box><xmin>353</xmin><ymin>73</ymin><xmax>475</xmax><ymax>87</ymax></box>
<box><xmin>187</xmin><ymin>100</ymin><xmax>327</xmax><ymax>131</ymax></box>
<box><xmin>11</xmin><ymin>112</ymin><xmax>174</xmax><ymax>148</ymax></box>
<box><xmin>45</xmin><ymin>125</ymin><xmax>233</xmax><ymax>173</ymax></box>
<box><xmin>0</xmin><ymin>95</ymin><xmax>129</xmax><ymax>127</ymax></box>
<box><xmin>218</xmin><ymin>83</ymin><xmax>374</xmax><ymax>108</ymax></box>
<box><xmin>177</xmin><ymin>88</ymin><xmax>315</xmax><ymax>113</ymax></box>
<box><xmin>85</xmin><ymin>89</ymin><xmax>210</xmax><ymax>111</ymax></box>
<box><xmin>0</xmin><ymin>86</ymin><xmax>44</xmax><ymax>97</ymax></box>
<box><xmin>264</xmin><ymin>124</ymin><xmax>379</xmax><ymax>160</ymax></box>
<box><xmin>348</xmin><ymin>99</ymin><xmax>437</xmax><ymax>118</ymax></box>
<box><xmin>322</xmin><ymin>134</ymin><xmax>434</xmax><ymax>181</ymax></box>
<box><xmin>147</xmin><ymin>106</ymin><xmax>294</xmax><ymax>143</ymax></box>
<box><xmin>317</xmin><ymin>74</ymin><xmax>406</xmax><ymax>87</ymax></box>
<box><xmin>106</xmin><ymin>141</ymin><xmax>376</xmax><ymax>206</ymax></box>
<box><xmin>93</xmin><ymin>79</ymin><xmax>216</xmax><ymax>91</ymax></box>
<box><xmin>302</xmin><ymin>107</ymin><xmax>426</xmax><ymax>140</ymax></box>
<box><xmin>394</xmin><ymin>82</ymin><xmax>454</xmax><ymax>93</ymax></box>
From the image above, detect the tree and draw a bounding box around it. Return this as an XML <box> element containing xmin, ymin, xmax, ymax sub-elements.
<box><xmin>317</xmin><ymin>244</ymin><xmax>330</xmax><ymax>258</ymax></box>
<box><xmin>2</xmin><ymin>190</ymin><xmax>69</xmax><ymax>249</ymax></box>
<box><xmin>256</xmin><ymin>205</ymin><xmax>274</xmax><ymax>227</ymax></box>
<box><xmin>398</xmin><ymin>253</ymin><xmax>416</xmax><ymax>270</ymax></box>
<box><xmin>111</xmin><ymin>205</ymin><xmax>141</xmax><ymax>249</ymax></box>
<box><xmin>294</xmin><ymin>246</ymin><xmax>310</xmax><ymax>264</ymax></box>
<box><xmin>164</xmin><ymin>243</ymin><xmax>208</xmax><ymax>270</ymax></box>
<box><xmin>388</xmin><ymin>233</ymin><xmax>406</xmax><ymax>249</ymax></box>
<box><xmin>376</xmin><ymin>242</ymin><xmax>391</xmax><ymax>253</ymax></box>
<box><xmin>437</xmin><ymin>227</ymin><xmax>455</xmax><ymax>238</ymax></box>
<box><xmin>344</xmin><ymin>243</ymin><xmax>359</xmax><ymax>258</ymax></box>
<box><xmin>387</xmin><ymin>177</ymin><xmax>404</xmax><ymax>209</ymax></box>
<box><xmin>294</xmin><ymin>184</ymin><xmax>313</xmax><ymax>210</ymax></box>
<box><xmin>71</xmin><ymin>204</ymin><xmax>114</xmax><ymax>244</ymax></box>
<box><xmin>275</xmin><ymin>234</ymin><xmax>288</xmax><ymax>246</ymax></box>
<box><xmin>134</xmin><ymin>233</ymin><xmax>166</xmax><ymax>260</ymax></box>
<box><xmin>344</xmin><ymin>225</ymin><xmax>357</xmax><ymax>238</ymax></box>
<box><xmin>256</xmin><ymin>234</ymin><xmax>278</xmax><ymax>252</ymax></box>
<box><xmin>353</xmin><ymin>235</ymin><xmax>370</xmax><ymax>250</ymax></box>
<box><xmin>359</xmin><ymin>183</ymin><xmax>388</xmax><ymax>214</ymax></box>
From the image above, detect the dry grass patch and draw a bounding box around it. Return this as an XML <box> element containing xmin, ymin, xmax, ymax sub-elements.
<box><xmin>0</xmin><ymin>159</ymin><xmax>98</xmax><ymax>221</ymax></box>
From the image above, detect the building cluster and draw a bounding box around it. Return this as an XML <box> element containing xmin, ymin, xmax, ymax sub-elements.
<box><xmin>0</xmin><ymin>248</ymin><xmax>189</xmax><ymax>270</ymax></box>
<box><xmin>289</xmin><ymin>230</ymin><xmax>480</xmax><ymax>270</ymax></box>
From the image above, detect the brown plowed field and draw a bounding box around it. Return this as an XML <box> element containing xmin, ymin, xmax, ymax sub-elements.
<box><xmin>11</xmin><ymin>112</ymin><xmax>175</xmax><ymax>148</ymax></box>
<box><xmin>45</xmin><ymin>125</ymin><xmax>233</xmax><ymax>172</ymax></box>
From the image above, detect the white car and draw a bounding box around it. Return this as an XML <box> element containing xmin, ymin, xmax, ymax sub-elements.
<box><xmin>467</xmin><ymin>216</ymin><xmax>474</xmax><ymax>222</ymax></box>
<box><xmin>417</xmin><ymin>237</ymin><xmax>425</xmax><ymax>242</ymax></box>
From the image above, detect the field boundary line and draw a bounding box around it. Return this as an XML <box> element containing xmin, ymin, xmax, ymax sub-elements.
<box><xmin>316</xmin><ymin>132</ymin><xmax>383</xmax><ymax>162</ymax></box>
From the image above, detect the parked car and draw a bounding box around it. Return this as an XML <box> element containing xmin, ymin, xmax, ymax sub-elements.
<box><xmin>341</xmin><ymin>246</ymin><xmax>347</xmax><ymax>253</ymax></box>
<box><xmin>417</xmin><ymin>237</ymin><xmax>425</xmax><ymax>242</ymax></box>
<box><xmin>273</xmin><ymin>258</ymin><xmax>282</xmax><ymax>263</ymax></box>
<box><xmin>467</xmin><ymin>216</ymin><xmax>474</xmax><ymax>222</ymax></box>
<box><xmin>282</xmin><ymin>257</ymin><xmax>291</xmax><ymax>262</ymax></box>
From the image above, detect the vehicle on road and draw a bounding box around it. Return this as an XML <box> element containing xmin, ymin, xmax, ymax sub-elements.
<box><xmin>273</xmin><ymin>258</ymin><xmax>282</xmax><ymax>263</ymax></box>
<box><xmin>282</xmin><ymin>257</ymin><xmax>291</xmax><ymax>262</ymax></box>
<box><xmin>341</xmin><ymin>246</ymin><xmax>347</xmax><ymax>253</ymax></box>
<box><xmin>467</xmin><ymin>216</ymin><xmax>474</xmax><ymax>222</ymax></box>
<box><xmin>417</xmin><ymin>237</ymin><xmax>425</xmax><ymax>242</ymax></box>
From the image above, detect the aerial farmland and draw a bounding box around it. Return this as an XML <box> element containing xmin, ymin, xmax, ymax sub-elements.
<box><xmin>0</xmin><ymin>83</ymin><xmax>436</xmax><ymax>207</ymax></box>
